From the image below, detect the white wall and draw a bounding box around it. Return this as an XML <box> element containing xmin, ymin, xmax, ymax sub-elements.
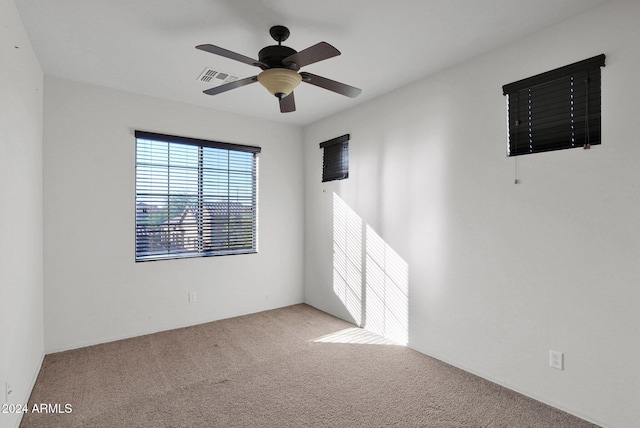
<box><xmin>0</xmin><ymin>1</ymin><xmax>44</xmax><ymax>427</ymax></box>
<box><xmin>303</xmin><ymin>1</ymin><xmax>640</xmax><ymax>427</ymax></box>
<box><xmin>43</xmin><ymin>77</ymin><xmax>304</xmax><ymax>352</ymax></box>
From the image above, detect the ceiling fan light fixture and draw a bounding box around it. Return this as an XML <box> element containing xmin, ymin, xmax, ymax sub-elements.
<box><xmin>257</xmin><ymin>68</ymin><xmax>302</xmax><ymax>98</ymax></box>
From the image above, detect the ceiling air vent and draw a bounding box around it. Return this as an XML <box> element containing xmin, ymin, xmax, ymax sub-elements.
<box><xmin>197</xmin><ymin>67</ymin><xmax>238</xmax><ymax>86</ymax></box>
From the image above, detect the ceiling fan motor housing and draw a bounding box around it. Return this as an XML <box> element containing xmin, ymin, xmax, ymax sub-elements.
<box><xmin>258</xmin><ymin>45</ymin><xmax>299</xmax><ymax>70</ymax></box>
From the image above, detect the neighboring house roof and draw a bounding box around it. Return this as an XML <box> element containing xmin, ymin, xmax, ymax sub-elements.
<box><xmin>165</xmin><ymin>202</ymin><xmax>253</xmax><ymax>230</ymax></box>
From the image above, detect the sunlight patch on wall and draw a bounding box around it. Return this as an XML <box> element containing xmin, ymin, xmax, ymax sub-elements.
<box><xmin>333</xmin><ymin>193</ymin><xmax>363</xmax><ymax>325</ymax></box>
<box><xmin>365</xmin><ymin>226</ymin><xmax>409</xmax><ymax>345</ymax></box>
<box><xmin>333</xmin><ymin>193</ymin><xmax>409</xmax><ymax>345</ymax></box>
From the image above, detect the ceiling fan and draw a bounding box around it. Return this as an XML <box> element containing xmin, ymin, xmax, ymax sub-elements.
<box><xmin>196</xmin><ymin>25</ymin><xmax>362</xmax><ymax>113</ymax></box>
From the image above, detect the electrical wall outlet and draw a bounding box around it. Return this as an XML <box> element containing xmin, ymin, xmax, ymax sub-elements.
<box><xmin>549</xmin><ymin>350</ymin><xmax>564</xmax><ymax>370</ymax></box>
<box><xmin>188</xmin><ymin>292</ymin><xmax>197</xmax><ymax>303</ymax></box>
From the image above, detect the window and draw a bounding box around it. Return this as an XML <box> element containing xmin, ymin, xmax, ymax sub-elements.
<box><xmin>135</xmin><ymin>131</ymin><xmax>260</xmax><ymax>261</ymax></box>
<box><xmin>502</xmin><ymin>54</ymin><xmax>605</xmax><ymax>156</ymax></box>
<box><xmin>320</xmin><ymin>134</ymin><xmax>349</xmax><ymax>182</ymax></box>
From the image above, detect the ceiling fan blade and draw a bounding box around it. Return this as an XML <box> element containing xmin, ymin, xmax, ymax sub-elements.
<box><xmin>196</xmin><ymin>44</ymin><xmax>267</xmax><ymax>68</ymax></box>
<box><xmin>283</xmin><ymin>42</ymin><xmax>340</xmax><ymax>68</ymax></box>
<box><xmin>203</xmin><ymin>76</ymin><xmax>258</xmax><ymax>96</ymax></box>
<box><xmin>300</xmin><ymin>72</ymin><xmax>362</xmax><ymax>98</ymax></box>
<box><xmin>279</xmin><ymin>92</ymin><xmax>296</xmax><ymax>113</ymax></box>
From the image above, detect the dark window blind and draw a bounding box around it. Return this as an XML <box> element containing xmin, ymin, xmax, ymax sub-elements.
<box><xmin>503</xmin><ymin>54</ymin><xmax>605</xmax><ymax>156</ymax></box>
<box><xmin>135</xmin><ymin>131</ymin><xmax>260</xmax><ymax>261</ymax></box>
<box><xmin>320</xmin><ymin>134</ymin><xmax>349</xmax><ymax>182</ymax></box>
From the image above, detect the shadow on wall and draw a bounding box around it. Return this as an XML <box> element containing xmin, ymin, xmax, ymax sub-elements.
<box><xmin>332</xmin><ymin>193</ymin><xmax>409</xmax><ymax>345</ymax></box>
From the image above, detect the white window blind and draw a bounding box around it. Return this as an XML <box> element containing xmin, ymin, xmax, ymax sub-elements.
<box><xmin>135</xmin><ymin>131</ymin><xmax>260</xmax><ymax>261</ymax></box>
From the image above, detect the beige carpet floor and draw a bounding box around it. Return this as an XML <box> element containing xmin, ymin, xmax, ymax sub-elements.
<box><xmin>20</xmin><ymin>304</ymin><xmax>599</xmax><ymax>427</ymax></box>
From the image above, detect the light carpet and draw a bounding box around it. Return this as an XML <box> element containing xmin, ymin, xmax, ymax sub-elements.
<box><xmin>20</xmin><ymin>304</ymin><xmax>599</xmax><ymax>427</ymax></box>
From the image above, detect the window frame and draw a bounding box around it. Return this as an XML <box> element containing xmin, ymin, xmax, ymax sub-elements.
<box><xmin>134</xmin><ymin>131</ymin><xmax>260</xmax><ymax>262</ymax></box>
<box><xmin>502</xmin><ymin>54</ymin><xmax>605</xmax><ymax>157</ymax></box>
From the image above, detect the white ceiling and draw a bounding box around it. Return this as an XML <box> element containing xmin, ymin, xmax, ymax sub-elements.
<box><xmin>16</xmin><ymin>0</ymin><xmax>609</xmax><ymax>126</ymax></box>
